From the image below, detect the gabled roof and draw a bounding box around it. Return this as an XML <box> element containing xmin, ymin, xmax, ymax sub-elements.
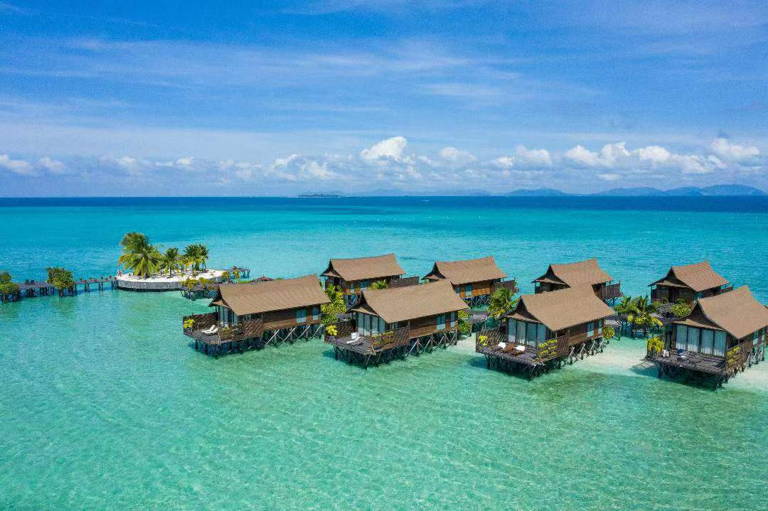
<box><xmin>508</xmin><ymin>286</ymin><xmax>614</xmax><ymax>331</ymax></box>
<box><xmin>532</xmin><ymin>258</ymin><xmax>613</xmax><ymax>287</ymax></box>
<box><xmin>350</xmin><ymin>280</ymin><xmax>468</xmax><ymax>324</ymax></box>
<box><xmin>210</xmin><ymin>275</ymin><xmax>329</xmax><ymax>316</ymax></box>
<box><xmin>321</xmin><ymin>253</ymin><xmax>405</xmax><ymax>282</ymax></box>
<box><xmin>423</xmin><ymin>256</ymin><xmax>506</xmax><ymax>286</ymax></box>
<box><xmin>650</xmin><ymin>261</ymin><xmax>729</xmax><ymax>292</ymax></box>
<box><xmin>675</xmin><ymin>286</ymin><xmax>768</xmax><ymax>340</ymax></box>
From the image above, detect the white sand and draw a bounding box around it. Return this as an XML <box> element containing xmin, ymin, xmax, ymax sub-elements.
<box><xmin>116</xmin><ymin>269</ymin><xmax>225</xmax><ymax>283</ymax></box>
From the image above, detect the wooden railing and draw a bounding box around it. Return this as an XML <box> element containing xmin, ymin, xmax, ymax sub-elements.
<box><xmin>598</xmin><ymin>283</ymin><xmax>622</xmax><ymax>300</ymax></box>
<box><xmin>370</xmin><ymin>326</ymin><xmax>410</xmax><ymax>351</ymax></box>
<box><xmin>476</xmin><ymin>327</ymin><xmax>505</xmax><ymax>351</ymax></box>
<box><xmin>182</xmin><ymin>312</ymin><xmax>217</xmax><ymax>333</ymax></box>
<box><xmin>492</xmin><ymin>280</ymin><xmax>518</xmax><ymax>294</ymax></box>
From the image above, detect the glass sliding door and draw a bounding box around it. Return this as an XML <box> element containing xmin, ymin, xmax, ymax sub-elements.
<box><xmin>714</xmin><ymin>331</ymin><xmax>726</xmax><ymax>356</ymax></box>
<box><xmin>508</xmin><ymin>319</ymin><xmax>516</xmax><ymax>343</ymax></box>
<box><xmin>516</xmin><ymin>320</ymin><xmax>526</xmax><ymax>345</ymax></box>
<box><xmin>675</xmin><ymin>325</ymin><xmax>687</xmax><ymax>350</ymax></box>
<box><xmin>687</xmin><ymin>327</ymin><xmax>700</xmax><ymax>352</ymax></box>
<box><xmin>526</xmin><ymin>322</ymin><xmax>538</xmax><ymax>347</ymax></box>
<box><xmin>700</xmin><ymin>329</ymin><xmax>714</xmax><ymax>355</ymax></box>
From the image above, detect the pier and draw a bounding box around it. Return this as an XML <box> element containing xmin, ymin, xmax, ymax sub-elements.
<box><xmin>1</xmin><ymin>276</ymin><xmax>117</xmax><ymax>303</ymax></box>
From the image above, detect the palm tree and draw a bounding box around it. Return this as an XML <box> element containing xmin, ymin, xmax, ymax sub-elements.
<box><xmin>118</xmin><ymin>232</ymin><xmax>161</xmax><ymax>278</ymax></box>
<box><xmin>488</xmin><ymin>287</ymin><xmax>518</xmax><ymax>319</ymax></box>
<box><xmin>160</xmin><ymin>247</ymin><xmax>181</xmax><ymax>276</ymax></box>
<box><xmin>183</xmin><ymin>244</ymin><xmax>209</xmax><ymax>273</ymax></box>
<box><xmin>626</xmin><ymin>296</ymin><xmax>662</xmax><ymax>337</ymax></box>
<box><xmin>613</xmin><ymin>295</ymin><xmax>634</xmax><ymax>334</ymax></box>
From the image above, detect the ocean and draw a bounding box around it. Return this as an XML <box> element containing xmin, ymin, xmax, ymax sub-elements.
<box><xmin>1</xmin><ymin>196</ymin><xmax>767</xmax><ymax>510</ymax></box>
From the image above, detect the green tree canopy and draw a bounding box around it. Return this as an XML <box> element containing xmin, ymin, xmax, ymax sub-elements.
<box><xmin>488</xmin><ymin>287</ymin><xmax>518</xmax><ymax>319</ymax></box>
<box><xmin>46</xmin><ymin>267</ymin><xmax>75</xmax><ymax>290</ymax></box>
<box><xmin>118</xmin><ymin>232</ymin><xmax>161</xmax><ymax>278</ymax></box>
<box><xmin>321</xmin><ymin>285</ymin><xmax>346</xmax><ymax>326</ymax></box>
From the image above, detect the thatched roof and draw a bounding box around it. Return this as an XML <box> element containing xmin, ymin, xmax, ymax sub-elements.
<box><xmin>423</xmin><ymin>256</ymin><xmax>506</xmax><ymax>286</ymax></box>
<box><xmin>532</xmin><ymin>258</ymin><xmax>613</xmax><ymax>287</ymax></box>
<box><xmin>321</xmin><ymin>253</ymin><xmax>405</xmax><ymax>282</ymax></box>
<box><xmin>508</xmin><ymin>286</ymin><xmax>614</xmax><ymax>331</ymax></box>
<box><xmin>350</xmin><ymin>280</ymin><xmax>468</xmax><ymax>324</ymax></box>
<box><xmin>649</xmin><ymin>261</ymin><xmax>729</xmax><ymax>292</ymax></box>
<box><xmin>675</xmin><ymin>286</ymin><xmax>768</xmax><ymax>340</ymax></box>
<box><xmin>210</xmin><ymin>275</ymin><xmax>329</xmax><ymax>316</ymax></box>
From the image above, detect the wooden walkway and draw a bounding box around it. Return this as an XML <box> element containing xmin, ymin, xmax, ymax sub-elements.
<box><xmin>2</xmin><ymin>276</ymin><xmax>117</xmax><ymax>303</ymax></box>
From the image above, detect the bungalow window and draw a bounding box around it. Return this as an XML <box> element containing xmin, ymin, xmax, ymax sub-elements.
<box><xmin>526</xmin><ymin>322</ymin><xmax>538</xmax><ymax>347</ymax></box>
<box><xmin>587</xmin><ymin>322</ymin><xmax>594</xmax><ymax>337</ymax></box>
<box><xmin>437</xmin><ymin>314</ymin><xmax>446</xmax><ymax>330</ymax></box>
<box><xmin>675</xmin><ymin>325</ymin><xmax>687</xmax><ymax>350</ymax></box>
<box><xmin>449</xmin><ymin>311</ymin><xmax>457</xmax><ymax>328</ymax></box>
<box><xmin>701</xmin><ymin>329</ymin><xmax>714</xmax><ymax>355</ymax></box>
<box><xmin>296</xmin><ymin>308</ymin><xmax>307</xmax><ymax>324</ymax></box>
<box><xmin>312</xmin><ymin>306</ymin><xmax>320</xmax><ymax>321</ymax></box>
<box><xmin>516</xmin><ymin>320</ymin><xmax>526</xmax><ymax>345</ymax></box>
<box><xmin>507</xmin><ymin>319</ymin><xmax>516</xmax><ymax>343</ymax></box>
<box><xmin>687</xmin><ymin>327</ymin><xmax>700</xmax><ymax>352</ymax></box>
<box><xmin>465</xmin><ymin>284</ymin><xmax>473</xmax><ymax>297</ymax></box>
<box><xmin>714</xmin><ymin>331</ymin><xmax>726</xmax><ymax>357</ymax></box>
<box><xmin>536</xmin><ymin>323</ymin><xmax>547</xmax><ymax>343</ymax></box>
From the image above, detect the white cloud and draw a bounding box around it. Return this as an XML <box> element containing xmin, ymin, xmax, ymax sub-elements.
<box><xmin>494</xmin><ymin>145</ymin><xmax>552</xmax><ymax>169</ymax></box>
<box><xmin>711</xmin><ymin>137</ymin><xmax>760</xmax><ymax>162</ymax></box>
<box><xmin>37</xmin><ymin>156</ymin><xmax>66</xmax><ymax>174</ymax></box>
<box><xmin>0</xmin><ymin>154</ymin><xmax>35</xmax><ymax>175</ymax></box>
<box><xmin>598</xmin><ymin>173</ymin><xmax>621</xmax><ymax>181</ymax></box>
<box><xmin>360</xmin><ymin>136</ymin><xmax>408</xmax><ymax>161</ymax></box>
<box><xmin>439</xmin><ymin>146</ymin><xmax>476</xmax><ymax>165</ymax></box>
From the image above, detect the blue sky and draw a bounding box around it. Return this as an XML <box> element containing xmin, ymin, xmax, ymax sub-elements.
<box><xmin>0</xmin><ymin>0</ymin><xmax>766</xmax><ymax>196</ymax></box>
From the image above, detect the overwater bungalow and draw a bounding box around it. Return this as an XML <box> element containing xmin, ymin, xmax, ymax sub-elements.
<box><xmin>653</xmin><ymin>286</ymin><xmax>768</xmax><ymax>387</ymax></box>
<box><xmin>321</xmin><ymin>253</ymin><xmax>407</xmax><ymax>306</ymax></box>
<box><xmin>649</xmin><ymin>261</ymin><xmax>731</xmax><ymax>303</ymax></box>
<box><xmin>326</xmin><ymin>280</ymin><xmax>468</xmax><ymax>367</ymax></box>
<box><xmin>423</xmin><ymin>256</ymin><xmax>517</xmax><ymax>307</ymax></box>
<box><xmin>477</xmin><ymin>286</ymin><xmax>615</xmax><ymax>378</ymax></box>
<box><xmin>532</xmin><ymin>258</ymin><xmax>621</xmax><ymax>302</ymax></box>
<box><xmin>182</xmin><ymin>275</ymin><xmax>330</xmax><ymax>356</ymax></box>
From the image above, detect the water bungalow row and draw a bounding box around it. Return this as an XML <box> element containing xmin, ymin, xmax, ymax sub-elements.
<box><xmin>181</xmin><ymin>254</ymin><xmax>768</xmax><ymax>388</ymax></box>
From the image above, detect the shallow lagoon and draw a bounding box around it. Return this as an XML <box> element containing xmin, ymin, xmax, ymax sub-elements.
<box><xmin>2</xmin><ymin>197</ymin><xmax>767</xmax><ymax>509</ymax></box>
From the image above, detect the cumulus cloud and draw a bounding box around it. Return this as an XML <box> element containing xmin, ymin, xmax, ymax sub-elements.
<box><xmin>562</xmin><ymin>140</ymin><xmax>750</xmax><ymax>176</ymax></box>
<box><xmin>494</xmin><ymin>145</ymin><xmax>552</xmax><ymax>169</ymax></box>
<box><xmin>0</xmin><ymin>154</ymin><xmax>35</xmax><ymax>175</ymax></box>
<box><xmin>360</xmin><ymin>136</ymin><xmax>408</xmax><ymax>161</ymax></box>
<box><xmin>710</xmin><ymin>137</ymin><xmax>760</xmax><ymax>162</ymax></box>
<box><xmin>1</xmin><ymin>136</ymin><xmax>764</xmax><ymax>193</ymax></box>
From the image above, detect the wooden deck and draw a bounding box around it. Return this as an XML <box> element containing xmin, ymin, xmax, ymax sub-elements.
<box><xmin>2</xmin><ymin>276</ymin><xmax>117</xmax><ymax>303</ymax></box>
<box><xmin>653</xmin><ymin>352</ymin><xmax>726</xmax><ymax>376</ymax></box>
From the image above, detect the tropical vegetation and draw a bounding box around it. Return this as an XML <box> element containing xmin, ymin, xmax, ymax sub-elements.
<box><xmin>488</xmin><ymin>287</ymin><xmax>518</xmax><ymax>319</ymax></box>
<box><xmin>458</xmin><ymin>309</ymin><xmax>471</xmax><ymax>336</ymax></box>
<box><xmin>370</xmin><ymin>280</ymin><xmax>388</xmax><ymax>290</ymax></box>
<box><xmin>669</xmin><ymin>300</ymin><xmax>693</xmax><ymax>318</ymax></box>
<box><xmin>183</xmin><ymin>244</ymin><xmax>209</xmax><ymax>272</ymax></box>
<box><xmin>0</xmin><ymin>271</ymin><xmax>20</xmax><ymax>297</ymax></box>
<box><xmin>321</xmin><ymin>285</ymin><xmax>346</xmax><ymax>326</ymax></box>
<box><xmin>615</xmin><ymin>295</ymin><xmax>663</xmax><ymax>337</ymax></box>
<box><xmin>646</xmin><ymin>335</ymin><xmax>665</xmax><ymax>356</ymax></box>
<box><xmin>118</xmin><ymin>232</ymin><xmax>210</xmax><ymax>278</ymax></box>
<box><xmin>118</xmin><ymin>232</ymin><xmax>162</xmax><ymax>278</ymax></box>
<box><xmin>46</xmin><ymin>267</ymin><xmax>75</xmax><ymax>292</ymax></box>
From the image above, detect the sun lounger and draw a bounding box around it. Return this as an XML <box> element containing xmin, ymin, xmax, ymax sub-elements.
<box><xmin>202</xmin><ymin>325</ymin><xmax>218</xmax><ymax>335</ymax></box>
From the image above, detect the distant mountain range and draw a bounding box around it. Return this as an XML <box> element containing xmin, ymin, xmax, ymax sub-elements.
<box><xmin>507</xmin><ymin>184</ymin><xmax>766</xmax><ymax>197</ymax></box>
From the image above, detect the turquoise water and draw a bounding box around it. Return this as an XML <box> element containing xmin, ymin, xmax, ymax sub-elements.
<box><xmin>2</xmin><ymin>197</ymin><xmax>768</xmax><ymax>509</ymax></box>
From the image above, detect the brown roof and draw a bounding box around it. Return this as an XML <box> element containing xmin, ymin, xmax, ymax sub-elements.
<box><xmin>533</xmin><ymin>258</ymin><xmax>613</xmax><ymax>287</ymax></box>
<box><xmin>321</xmin><ymin>253</ymin><xmax>405</xmax><ymax>282</ymax></box>
<box><xmin>350</xmin><ymin>280</ymin><xmax>468</xmax><ymax>324</ymax></box>
<box><xmin>423</xmin><ymin>256</ymin><xmax>506</xmax><ymax>286</ymax></box>
<box><xmin>210</xmin><ymin>275</ymin><xmax>330</xmax><ymax>316</ymax></box>
<box><xmin>674</xmin><ymin>286</ymin><xmax>768</xmax><ymax>339</ymax></box>
<box><xmin>650</xmin><ymin>261</ymin><xmax>729</xmax><ymax>292</ymax></box>
<box><xmin>508</xmin><ymin>286</ymin><xmax>615</xmax><ymax>331</ymax></box>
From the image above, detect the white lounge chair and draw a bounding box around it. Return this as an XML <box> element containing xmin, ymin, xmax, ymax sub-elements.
<box><xmin>202</xmin><ymin>325</ymin><xmax>218</xmax><ymax>335</ymax></box>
